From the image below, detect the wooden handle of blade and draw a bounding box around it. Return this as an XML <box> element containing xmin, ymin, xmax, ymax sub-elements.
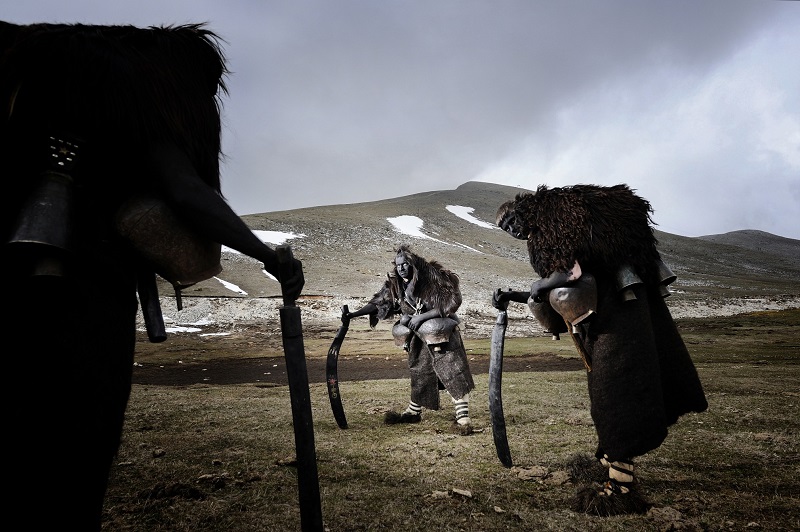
<box><xmin>276</xmin><ymin>244</ymin><xmax>294</xmax><ymax>306</ymax></box>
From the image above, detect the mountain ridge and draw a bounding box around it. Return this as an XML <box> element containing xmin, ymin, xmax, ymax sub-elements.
<box><xmin>154</xmin><ymin>181</ymin><xmax>799</xmax><ymax>333</ymax></box>
<box><xmin>697</xmin><ymin>229</ymin><xmax>799</xmax><ymax>260</ymax></box>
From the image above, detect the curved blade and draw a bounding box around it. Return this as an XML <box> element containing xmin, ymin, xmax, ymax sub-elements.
<box><xmin>489</xmin><ymin>308</ymin><xmax>513</xmax><ymax>467</ymax></box>
<box><xmin>326</xmin><ymin>305</ymin><xmax>350</xmax><ymax>429</ymax></box>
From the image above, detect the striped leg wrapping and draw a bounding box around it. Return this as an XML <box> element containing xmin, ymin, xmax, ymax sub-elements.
<box><xmin>403</xmin><ymin>402</ymin><xmax>422</xmax><ymax>416</ymax></box>
<box><xmin>604</xmin><ymin>457</ymin><xmax>634</xmax><ymax>495</ymax></box>
<box><xmin>452</xmin><ymin>393</ymin><xmax>470</xmax><ymax>425</ymax></box>
<box><xmin>571</xmin><ymin>454</ymin><xmax>649</xmax><ymax>515</ymax></box>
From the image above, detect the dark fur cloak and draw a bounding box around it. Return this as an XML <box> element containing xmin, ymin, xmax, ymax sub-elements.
<box><xmin>369</xmin><ymin>245</ymin><xmax>474</xmax><ymax>408</ymax></box>
<box><xmin>510</xmin><ymin>184</ymin><xmax>662</xmax><ymax>282</ymax></box>
<box><xmin>1</xmin><ymin>22</ymin><xmax>228</xmax><ymax>529</ymax></box>
<box><xmin>506</xmin><ymin>185</ymin><xmax>707</xmax><ymax>461</ymax></box>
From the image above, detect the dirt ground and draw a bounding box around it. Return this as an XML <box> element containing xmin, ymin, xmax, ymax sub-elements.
<box><xmin>132</xmin><ymin>292</ymin><xmax>799</xmax><ymax>390</ymax></box>
<box><xmin>131</xmin><ymin>320</ymin><xmax>583</xmax><ymax>386</ymax></box>
<box><xmin>130</xmin><ymin>302</ymin><xmax>798</xmax><ymax>389</ymax></box>
<box><xmin>132</xmin><ymin>350</ymin><xmax>583</xmax><ymax>386</ymax></box>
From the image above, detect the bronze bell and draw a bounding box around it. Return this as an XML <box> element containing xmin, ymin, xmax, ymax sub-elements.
<box><xmin>416</xmin><ymin>316</ymin><xmax>460</xmax><ymax>346</ymax></box>
<box><xmin>615</xmin><ymin>264</ymin><xmax>642</xmax><ymax>301</ymax></box>
<box><xmin>392</xmin><ymin>322</ymin><xmax>412</xmax><ymax>348</ymax></box>
<box><xmin>7</xmin><ymin>135</ymin><xmax>84</xmax><ymax>276</ymax></box>
<box><xmin>7</xmin><ymin>170</ymin><xmax>76</xmax><ymax>276</ymax></box>
<box><xmin>548</xmin><ymin>273</ymin><xmax>598</xmax><ymax>326</ymax></box>
<box><xmin>114</xmin><ymin>194</ymin><xmax>222</xmax><ymax>289</ymax></box>
<box><xmin>655</xmin><ymin>259</ymin><xmax>677</xmax><ymax>297</ymax></box>
<box><xmin>655</xmin><ymin>258</ymin><xmax>677</xmax><ymax>285</ymax></box>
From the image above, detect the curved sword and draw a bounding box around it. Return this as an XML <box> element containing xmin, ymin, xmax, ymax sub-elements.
<box><xmin>326</xmin><ymin>305</ymin><xmax>350</xmax><ymax>429</ymax></box>
<box><xmin>489</xmin><ymin>291</ymin><xmax>513</xmax><ymax>467</ymax></box>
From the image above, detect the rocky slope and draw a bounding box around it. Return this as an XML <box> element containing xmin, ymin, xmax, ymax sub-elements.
<box><xmin>145</xmin><ymin>181</ymin><xmax>800</xmax><ymax>339</ymax></box>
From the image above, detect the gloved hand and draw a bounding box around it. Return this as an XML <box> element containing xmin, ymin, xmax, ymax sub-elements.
<box><xmin>492</xmin><ymin>288</ymin><xmax>510</xmax><ymax>310</ymax></box>
<box><xmin>530</xmin><ymin>279</ymin><xmax>545</xmax><ymax>303</ymax></box>
<box><xmin>408</xmin><ymin>314</ymin><xmax>426</xmax><ymax>331</ymax></box>
<box><xmin>274</xmin><ymin>256</ymin><xmax>304</xmax><ymax>302</ymax></box>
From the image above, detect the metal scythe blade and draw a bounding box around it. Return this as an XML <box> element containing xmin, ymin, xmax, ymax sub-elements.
<box><xmin>276</xmin><ymin>245</ymin><xmax>323</xmax><ymax>531</ymax></box>
<box><xmin>489</xmin><ymin>305</ymin><xmax>513</xmax><ymax>468</ymax></box>
<box><xmin>326</xmin><ymin>305</ymin><xmax>350</xmax><ymax>429</ymax></box>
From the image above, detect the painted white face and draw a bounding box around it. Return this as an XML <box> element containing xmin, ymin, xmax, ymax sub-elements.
<box><xmin>395</xmin><ymin>255</ymin><xmax>412</xmax><ymax>281</ymax></box>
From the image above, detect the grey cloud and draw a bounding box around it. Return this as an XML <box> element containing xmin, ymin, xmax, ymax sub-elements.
<box><xmin>5</xmin><ymin>0</ymin><xmax>799</xmax><ymax>237</ymax></box>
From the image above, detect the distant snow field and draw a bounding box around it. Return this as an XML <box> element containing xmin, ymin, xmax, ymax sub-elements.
<box><xmin>446</xmin><ymin>205</ymin><xmax>496</xmax><ymax>229</ymax></box>
<box><xmin>386</xmin><ymin>205</ymin><xmax>493</xmax><ymax>253</ymax></box>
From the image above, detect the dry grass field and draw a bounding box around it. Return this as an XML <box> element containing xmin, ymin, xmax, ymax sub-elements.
<box><xmin>102</xmin><ymin>309</ymin><xmax>799</xmax><ymax>531</ymax></box>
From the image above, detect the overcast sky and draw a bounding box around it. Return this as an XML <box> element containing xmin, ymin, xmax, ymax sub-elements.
<box><xmin>6</xmin><ymin>1</ymin><xmax>799</xmax><ymax>238</ymax></box>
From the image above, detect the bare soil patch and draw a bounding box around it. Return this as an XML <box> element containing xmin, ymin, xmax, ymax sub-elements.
<box><xmin>132</xmin><ymin>351</ymin><xmax>582</xmax><ymax>386</ymax></box>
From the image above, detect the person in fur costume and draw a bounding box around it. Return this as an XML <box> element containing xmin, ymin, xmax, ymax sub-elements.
<box><xmin>2</xmin><ymin>22</ymin><xmax>303</xmax><ymax>529</ymax></box>
<box><xmin>346</xmin><ymin>244</ymin><xmax>476</xmax><ymax>434</ymax></box>
<box><xmin>493</xmin><ymin>184</ymin><xmax>707</xmax><ymax>516</ymax></box>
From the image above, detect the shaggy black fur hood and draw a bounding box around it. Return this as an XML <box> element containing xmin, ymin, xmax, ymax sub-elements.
<box><xmin>501</xmin><ymin>184</ymin><xmax>662</xmax><ymax>280</ymax></box>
